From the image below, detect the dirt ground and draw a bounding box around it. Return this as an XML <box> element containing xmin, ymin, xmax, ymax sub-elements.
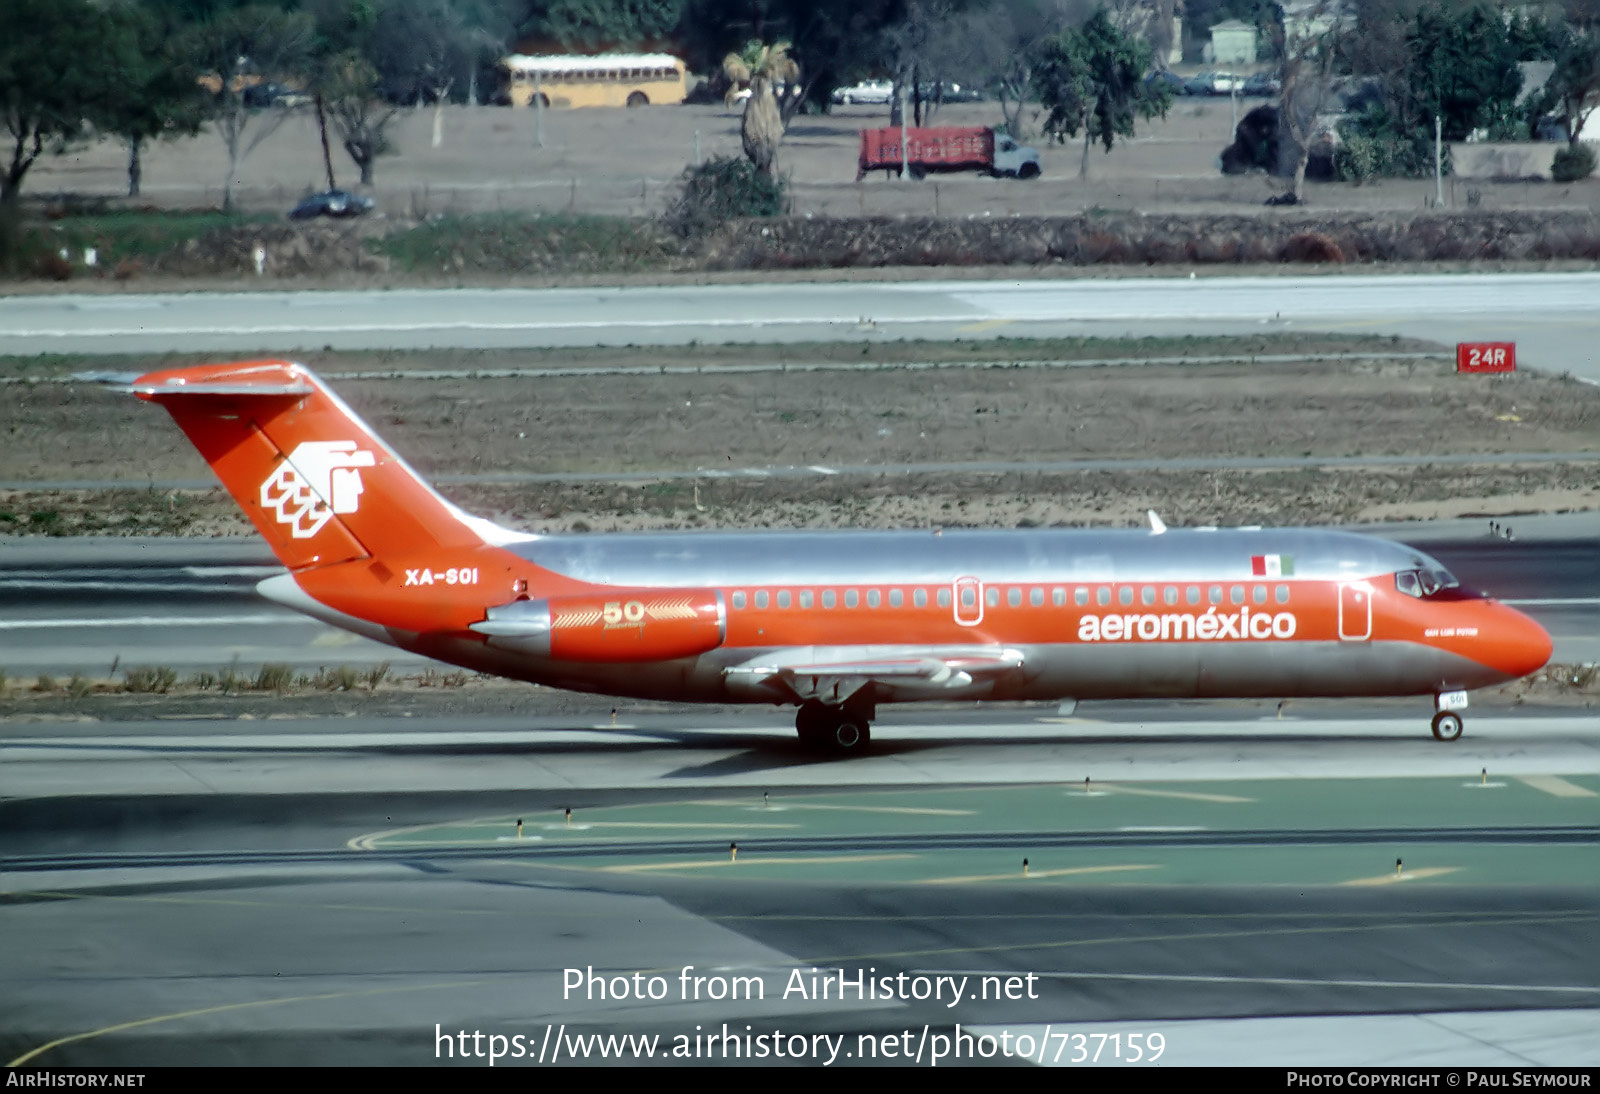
<box><xmin>4</xmin><ymin>340</ymin><xmax>1597</xmax><ymax>536</ymax></box>
<box><xmin>27</xmin><ymin>101</ymin><xmax>1600</xmax><ymax>221</ymax></box>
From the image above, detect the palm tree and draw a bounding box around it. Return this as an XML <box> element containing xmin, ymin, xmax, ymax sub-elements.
<box><xmin>722</xmin><ymin>40</ymin><xmax>799</xmax><ymax>181</ymax></box>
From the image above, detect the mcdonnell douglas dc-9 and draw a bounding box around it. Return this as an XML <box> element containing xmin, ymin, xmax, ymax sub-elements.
<box><xmin>119</xmin><ymin>360</ymin><xmax>1552</xmax><ymax>753</ymax></box>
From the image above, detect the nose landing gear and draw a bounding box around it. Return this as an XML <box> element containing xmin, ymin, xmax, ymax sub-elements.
<box><xmin>1431</xmin><ymin>690</ymin><xmax>1468</xmax><ymax>741</ymax></box>
<box><xmin>795</xmin><ymin>699</ymin><xmax>872</xmax><ymax>754</ymax></box>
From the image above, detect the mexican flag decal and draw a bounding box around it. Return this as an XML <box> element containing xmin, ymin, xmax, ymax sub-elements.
<box><xmin>1251</xmin><ymin>554</ymin><xmax>1293</xmax><ymax>577</ymax></box>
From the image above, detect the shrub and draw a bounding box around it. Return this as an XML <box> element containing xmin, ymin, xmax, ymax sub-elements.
<box><xmin>1551</xmin><ymin>143</ymin><xmax>1597</xmax><ymax>183</ymax></box>
<box><xmin>124</xmin><ymin>665</ymin><xmax>178</xmax><ymax>693</ymax></box>
<box><xmin>1280</xmin><ymin>231</ymin><xmax>1345</xmax><ymax>263</ymax></box>
<box><xmin>665</xmin><ymin>156</ymin><xmax>787</xmax><ymax>237</ymax></box>
<box><xmin>253</xmin><ymin>663</ymin><xmax>295</xmax><ymax>692</ymax></box>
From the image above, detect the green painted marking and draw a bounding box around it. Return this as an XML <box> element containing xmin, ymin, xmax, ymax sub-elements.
<box><xmin>347</xmin><ymin>777</ymin><xmax>1600</xmax><ymax>887</ymax></box>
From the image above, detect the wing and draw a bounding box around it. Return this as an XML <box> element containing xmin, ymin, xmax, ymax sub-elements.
<box><xmin>724</xmin><ymin>646</ymin><xmax>1024</xmax><ymax>705</ymax></box>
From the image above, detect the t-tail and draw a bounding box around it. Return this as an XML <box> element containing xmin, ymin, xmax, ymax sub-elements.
<box><xmin>129</xmin><ymin>359</ymin><xmax>498</xmax><ymax>571</ymax></box>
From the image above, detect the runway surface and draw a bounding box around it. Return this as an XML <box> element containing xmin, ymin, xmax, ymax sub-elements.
<box><xmin>3</xmin><ymin>706</ymin><xmax>1597</xmax><ymax>1067</ymax></box>
<box><xmin>3</xmin><ymin>272</ymin><xmax>1600</xmax><ymax>381</ymax></box>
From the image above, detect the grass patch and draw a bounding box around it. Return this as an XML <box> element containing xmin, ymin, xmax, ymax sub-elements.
<box><xmin>0</xmin><ymin>332</ymin><xmax>1446</xmax><ymax>382</ymax></box>
<box><xmin>2</xmin><ymin>208</ymin><xmax>272</xmax><ymax>280</ymax></box>
<box><xmin>377</xmin><ymin>212</ymin><xmax>679</xmax><ymax>276</ymax></box>
<box><xmin>124</xmin><ymin>665</ymin><xmax>179</xmax><ymax>694</ymax></box>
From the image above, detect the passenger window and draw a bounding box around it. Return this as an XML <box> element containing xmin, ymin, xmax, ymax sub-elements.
<box><xmin>918</xmin><ymin>589</ymin><xmax>931</xmax><ymax>608</ymax></box>
<box><xmin>889</xmin><ymin>589</ymin><xmax>903</xmax><ymax>607</ymax></box>
<box><xmin>1164</xmin><ymin>587</ymin><xmax>1179</xmax><ymax>605</ymax></box>
<box><xmin>1141</xmin><ymin>587</ymin><xmax>1156</xmax><ymax>606</ymax></box>
<box><xmin>937</xmin><ymin>588</ymin><xmax>950</xmax><ymax>607</ymax></box>
<box><xmin>1119</xmin><ymin>587</ymin><xmax>1134</xmax><ymax>606</ymax></box>
<box><xmin>845</xmin><ymin>589</ymin><xmax>859</xmax><ymax>608</ymax></box>
<box><xmin>777</xmin><ymin>591</ymin><xmax>791</xmax><ymax>609</ymax></box>
<box><xmin>960</xmin><ymin>587</ymin><xmax>975</xmax><ymax>608</ymax></box>
<box><xmin>1097</xmin><ymin>588</ymin><xmax>1111</xmax><ymax>606</ymax></box>
<box><xmin>1253</xmin><ymin>585</ymin><xmax>1268</xmax><ymax>604</ymax></box>
<box><xmin>823</xmin><ymin>590</ymin><xmax>836</xmax><ymax>608</ymax></box>
<box><xmin>732</xmin><ymin>591</ymin><xmax>746</xmax><ymax>609</ymax></box>
<box><xmin>1187</xmin><ymin>586</ymin><xmax>1201</xmax><ymax>605</ymax></box>
<box><xmin>1031</xmin><ymin>588</ymin><xmax>1044</xmax><ymax>607</ymax></box>
<box><xmin>1008</xmin><ymin>588</ymin><xmax>1022</xmax><ymax>607</ymax></box>
<box><xmin>1053</xmin><ymin>588</ymin><xmax>1066</xmax><ymax>607</ymax></box>
<box><xmin>755</xmin><ymin>591</ymin><xmax>768</xmax><ymax>609</ymax></box>
<box><xmin>1209</xmin><ymin>586</ymin><xmax>1223</xmax><ymax>605</ymax></box>
<box><xmin>986</xmin><ymin>587</ymin><xmax>999</xmax><ymax>608</ymax></box>
<box><xmin>799</xmin><ymin>591</ymin><xmax>813</xmax><ymax>609</ymax></box>
<box><xmin>1230</xmin><ymin>585</ymin><xmax>1245</xmax><ymax>605</ymax></box>
<box><xmin>1076</xmin><ymin>588</ymin><xmax>1089</xmax><ymax>606</ymax></box>
<box><xmin>867</xmin><ymin>589</ymin><xmax>881</xmax><ymax>608</ymax></box>
<box><xmin>1276</xmin><ymin>584</ymin><xmax>1290</xmax><ymax>604</ymax></box>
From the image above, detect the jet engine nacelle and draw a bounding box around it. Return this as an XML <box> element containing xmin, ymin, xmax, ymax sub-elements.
<box><xmin>471</xmin><ymin>589</ymin><xmax>725</xmax><ymax>662</ymax></box>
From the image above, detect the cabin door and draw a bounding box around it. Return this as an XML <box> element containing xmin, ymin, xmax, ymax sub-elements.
<box><xmin>1338</xmin><ymin>582</ymin><xmax>1372</xmax><ymax>641</ymax></box>
<box><xmin>953</xmin><ymin>576</ymin><xmax>984</xmax><ymax>626</ymax></box>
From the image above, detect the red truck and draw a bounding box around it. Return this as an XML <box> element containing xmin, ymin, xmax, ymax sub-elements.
<box><xmin>857</xmin><ymin>125</ymin><xmax>1043</xmax><ymax>180</ymax></box>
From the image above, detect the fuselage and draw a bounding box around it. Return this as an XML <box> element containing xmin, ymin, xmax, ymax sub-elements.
<box><xmin>264</xmin><ymin>524</ymin><xmax>1553</xmax><ymax>708</ymax></box>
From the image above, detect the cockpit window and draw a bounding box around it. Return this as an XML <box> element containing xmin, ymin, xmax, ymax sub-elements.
<box><xmin>1395</xmin><ymin>567</ymin><xmax>1461</xmax><ymax>598</ymax></box>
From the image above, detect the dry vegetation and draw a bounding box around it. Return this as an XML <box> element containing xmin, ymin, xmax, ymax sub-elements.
<box><xmin>2</xmin><ymin>341</ymin><xmax>1598</xmax><ymax>536</ymax></box>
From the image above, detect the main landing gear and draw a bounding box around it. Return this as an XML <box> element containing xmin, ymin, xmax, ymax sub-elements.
<box><xmin>795</xmin><ymin>699</ymin><xmax>872</xmax><ymax>754</ymax></box>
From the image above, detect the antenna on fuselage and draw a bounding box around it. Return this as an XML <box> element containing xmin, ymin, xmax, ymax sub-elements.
<box><xmin>1147</xmin><ymin>510</ymin><xmax>1167</xmax><ymax>535</ymax></box>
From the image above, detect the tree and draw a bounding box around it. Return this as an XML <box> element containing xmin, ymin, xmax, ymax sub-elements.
<box><xmin>188</xmin><ymin>4</ymin><xmax>316</xmax><ymax>211</ymax></box>
<box><xmin>100</xmin><ymin>3</ymin><xmax>208</xmax><ymax>198</ymax></box>
<box><xmin>879</xmin><ymin>0</ymin><xmax>984</xmax><ymax>127</ymax></box>
<box><xmin>364</xmin><ymin>0</ymin><xmax>497</xmax><ymax>147</ymax></box>
<box><xmin>519</xmin><ymin>0</ymin><xmax>685</xmax><ymax>48</ymax></box>
<box><xmin>0</xmin><ymin>0</ymin><xmax>109</xmax><ymax>206</ymax></box>
<box><xmin>679</xmin><ymin>0</ymin><xmax>908</xmax><ymax>115</ymax></box>
<box><xmin>1407</xmin><ymin>3</ymin><xmax>1524</xmax><ymax>143</ymax></box>
<box><xmin>317</xmin><ymin>51</ymin><xmax>399</xmax><ymax>184</ymax></box>
<box><xmin>1036</xmin><ymin>8</ymin><xmax>1172</xmax><ymax>177</ymax></box>
<box><xmin>1271</xmin><ymin>0</ymin><xmax>1344</xmax><ymax>200</ymax></box>
<box><xmin>1538</xmin><ymin>21</ymin><xmax>1600</xmax><ymax>146</ymax></box>
<box><xmin>723</xmin><ymin>40</ymin><xmax>799</xmax><ymax>180</ymax></box>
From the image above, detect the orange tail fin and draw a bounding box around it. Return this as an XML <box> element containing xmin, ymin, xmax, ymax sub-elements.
<box><xmin>131</xmin><ymin>360</ymin><xmax>493</xmax><ymax>571</ymax></box>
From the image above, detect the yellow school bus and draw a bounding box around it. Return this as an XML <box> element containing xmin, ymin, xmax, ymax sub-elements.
<box><xmin>502</xmin><ymin>53</ymin><xmax>688</xmax><ymax>108</ymax></box>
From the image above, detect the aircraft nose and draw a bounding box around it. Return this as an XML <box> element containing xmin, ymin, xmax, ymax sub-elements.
<box><xmin>1483</xmin><ymin>603</ymin><xmax>1553</xmax><ymax>680</ymax></box>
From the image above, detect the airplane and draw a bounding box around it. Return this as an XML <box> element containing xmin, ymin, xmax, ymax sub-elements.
<box><xmin>115</xmin><ymin>359</ymin><xmax>1553</xmax><ymax>753</ymax></box>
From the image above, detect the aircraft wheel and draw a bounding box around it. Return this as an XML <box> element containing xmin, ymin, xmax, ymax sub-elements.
<box><xmin>795</xmin><ymin>702</ymin><xmax>870</xmax><ymax>754</ymax></box>
<box><xmin>825</xmin><ymin>713</ymin><xmax>870</xmax><ymax>753</ymax></box>
<box><xmin>1431</xmin><ymin>711</ymin><xmax>1464</xmax><ymax>741</ymax></box>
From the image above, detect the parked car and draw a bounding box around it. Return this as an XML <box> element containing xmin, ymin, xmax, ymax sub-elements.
<box><xmin>1242</xmin><ymin>72</ymin><xmax>1281</xmax><ymax>97</ymax></box>
<box><xmin>831</xmin><ymin>79</ymin><xmax>894</xmax><ymax>105</ymax></box>
<box><xmin>1144</xmin><ymin>70</ymin><xmax>1189</xmax><ymax>95</ymax></box>
<box><xmin>289</xmin><ymin>190</ymin><xmax>375</xmax><ymax>220</ymax></box>
<box><xmin>1187</xmin><ymin>71</ymin><xmax>1243</xmax><ymax>95</ymax></box>
<box><xmin>243</xmin><ymin>82</ymin><xmax>310</xmax><ymax>109</ymax></box>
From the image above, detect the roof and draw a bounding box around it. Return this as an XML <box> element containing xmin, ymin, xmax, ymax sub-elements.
<box><xmin>503</xmin><ymin>53</ymin><xmax>682</xmax><ymax>74</ymax></box>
